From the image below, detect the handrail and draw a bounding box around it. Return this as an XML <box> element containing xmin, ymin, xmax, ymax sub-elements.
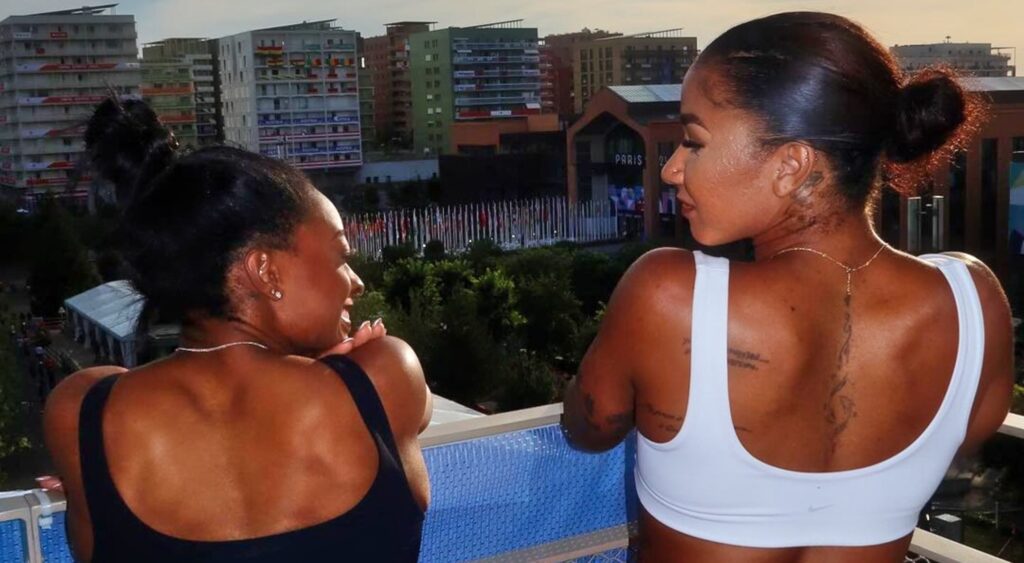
<box><xmin>3</xmin><ymin>408</ymin><xmax>1018</xmax><ymax>562</ymax></box>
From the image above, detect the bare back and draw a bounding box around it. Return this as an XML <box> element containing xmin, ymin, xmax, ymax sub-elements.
<box><xmin>44</xmin><ymin>336</ymin><xmax>430</xmax><ymax>562</ymax></box>
<box><xmin>571</xmin><ymin>248</ymin><xmax>1013</xmax><ymax>563</ymax></box>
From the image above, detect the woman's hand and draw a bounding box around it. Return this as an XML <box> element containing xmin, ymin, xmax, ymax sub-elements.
<box><xmin>319</xmin><ymin>318</ymin><xmax>387</xmax><ymax>357</ymax></box>
<box><xmin>35</xmin><ymin>475</ymin><xmax>63</xmax><ymax>492</ymax></box>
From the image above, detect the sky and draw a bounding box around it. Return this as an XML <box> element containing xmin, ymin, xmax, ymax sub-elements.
<box><xmin>2</xmin><ymin>0</ymin><xmax>1021</xmax><ymax>69</ymax></box>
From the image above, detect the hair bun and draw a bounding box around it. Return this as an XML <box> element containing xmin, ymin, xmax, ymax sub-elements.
<box><xmin>887</xmin><ymin>69</ymin><xmax>969</xmax><ymax>164</ymax></box>
<box><xmin>84</xmin><ymin>97</ymin><xmax>179</xmax><ymax>205</ymax></box>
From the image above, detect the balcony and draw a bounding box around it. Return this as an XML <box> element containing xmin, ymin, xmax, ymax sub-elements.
<box><xmin>3</xmin><ymin>407</ymin><xmax>1020</xmax><ymax>562</ymax></box>
<box><xmin>453</xmin><ymin>69</ymin><xmax>542</xmax><ymax>78</ymax></box>
<box><xmin>455</xmin><ymin>94</ymin><xmax>538</xmax><ymax>107</ymax></box>
<box><xmin>453</xmin><ymin>55</ymin><xmax>541</xmax><ymax>65</ymax></box>
<box><xmin>452</xmin><ymin>41</ymin><xmax>539</xmax><ymax>51</ymax></box>
<box><xmin>454</xmin><ymin>82</ymin><xmax>542</xmax><ymax>92</ymax></box>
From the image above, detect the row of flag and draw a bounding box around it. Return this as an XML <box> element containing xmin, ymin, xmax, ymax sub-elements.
<box><xmin>341</xmin><ymin>197</ymin><xmax>618</xmax><ymax>258</ymax></box>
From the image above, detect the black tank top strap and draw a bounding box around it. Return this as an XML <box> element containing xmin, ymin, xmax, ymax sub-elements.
<box><xmin>77</xmin><ymin>375</ymin><xmax>140</xmax><ymax>539</ymax></box>
<box><xmin>319</xmin><ymin>354</ymin><xmax>405</xmax><ymax>469</ymax></box>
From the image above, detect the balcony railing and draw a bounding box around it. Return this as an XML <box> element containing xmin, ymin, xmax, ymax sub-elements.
<box><xmin>452</xmin><ymin>55</ymin><xmax>541</xmax><ymax>65</ymax></box>
<box><xmin>452</xmin><ymin>41</ymin><xmax>538</xmax><ymax>51</ymax></box>
<box><xmin>3</xmin><ymin>408</ymin><xmax>1020</xmax><ymax>562</ymax></box>
<box><xmin>454</xmin><ymin>94</ymin><xmax>539</xmax><ymax>106</ymax></box>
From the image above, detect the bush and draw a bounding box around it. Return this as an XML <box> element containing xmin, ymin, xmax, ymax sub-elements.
<box><xmin>499</xmin><ymin>351</ymin><xmax>560</xmax><ymax>411</ymax></box>
<box><xmin>0</xmin><ymin>346</ymin><xmax>30</xmax><ymax>487</ymax></box>
<box><xmin>423</xmin><ymin>239</ymin><xmax>446</xmax><ymax>261</ymax></box>
<box><xmin>28</xmin><ymin>202</ymin><xmax>100</xmax><ymax>316</ymax></box>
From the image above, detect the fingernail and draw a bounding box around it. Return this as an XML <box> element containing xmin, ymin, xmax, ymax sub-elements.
<box><xmin>342</xmin><ymin>337</ymin><xmax>354</xmax><ymax>345</ymax></box>
<box><xmin>372</xmin><ymin>318</ymin><xmax>383</xmax><ymax>327</ymax></box>
<box><xmin>360</xmin><ymin>321</ymin><xmax>371</xmax><ymax>330</ymax></box>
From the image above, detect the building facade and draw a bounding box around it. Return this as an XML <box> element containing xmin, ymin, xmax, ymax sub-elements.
<box><xmin>572</xmin><ymin>29</ymin><xmax>697</xmax><ymax>114</ymax></box>
<box><xmin>365</xmin><ymin>22</ymin><xmax>433</xmax><ymax>149</ymax></box>
<box><xmin>540</xmin><ymin>29</ymin><xmax>621</xmax><ymax>121</ymax></box>
<box><xmin>140</xmin><ymin>58</ymin><xmax>199</xmax><ymax>148</ymax></box>
<box><xmin>409</xmin><ymin>20</ymin><xmax>542</xmax><ymax>156</ymax></box>
<box><xmin>356</xmin><ymin>34</ymin><xmax>376</xmax><ymax>153</ymax></box>
<box><xmin>892</xmin><ymin>42</ymin><xmax>1015</xmax><ymax>77</ymax></box>
<box><xmin>142</xmin><ymin>38</ymin><xmax>219</xmax><ymax>145</ymax></box>
<box><xmin>217</xmin><ymin>20</ymin><xmax>362</xmax><ymax>172</ymax></box>
<box><xmin>0</xmin><ymin>4</ymin><xmax>140</xmax><ymax>205</ymax></box>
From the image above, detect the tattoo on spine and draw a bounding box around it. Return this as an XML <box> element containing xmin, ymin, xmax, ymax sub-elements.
<box><xmin>825</xmin><ymin>293</ymin><xmax>857</xmax><ymax>451</ymax></box>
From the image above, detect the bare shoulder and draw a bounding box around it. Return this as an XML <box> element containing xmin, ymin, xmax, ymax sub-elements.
<box><xmin>44</xmin><ymin>365</ymin><xmax>128</xmax><ymax>452</ymax></box>
<box><xmin>341</xmin><ymin>336</ymin><xmax>430</xmax><ymax>435</ymax></box>
<box><xmin>612</xmin><ymin>247</ymin><xmax>696</xmax><ymax>309</ymax></box>
<box><xmin>938</xmin><ymin>252</ymin><xmax>1014</xmax><ymax>451</ymax></box>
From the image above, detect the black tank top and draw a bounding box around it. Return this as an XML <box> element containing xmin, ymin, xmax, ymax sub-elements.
<box><xmin>77</xmin><ymin>354</ymin><xmax>424</xmax><ymax>562</ymax></box>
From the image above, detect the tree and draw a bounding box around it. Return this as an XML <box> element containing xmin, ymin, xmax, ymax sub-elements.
<box><xmin>0</xmin><ymin>345</ymin><xmax>30</xmax><ymax>487</ymax></box>
<box><xmin>28</xmin><ymin>201</ymin><xmax>100</xmax><ymax>316</ymax></box>
<box><xmin>498</xmin><ymin>351</ymin><xmax>559</xmax><ymax>411</ymax></box>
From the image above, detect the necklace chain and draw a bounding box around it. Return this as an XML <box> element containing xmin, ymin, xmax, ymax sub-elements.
<box><xmin>175</xmin><ymin>341</ymin><xmax>269</xmax><ymax>353</ymax></box>
<box><xmin>772</xmin><ymin>244</ymin><xmax>886</xmax><ymax>296</ymax></box>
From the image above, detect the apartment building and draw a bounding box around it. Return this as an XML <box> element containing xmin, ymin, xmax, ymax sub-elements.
<box><xmin>572</xmin><ymin>29</ymin><xmax>697</xmax><ymax>114</ymax></box>
<box><xmin>218</xmin><ymin>20</ymin><xmax>362</xmax><ymax>171</ymax></box>
<box><xmin>142</xmin><ymin>38</ymin><xmax>219</xmax><ymax>145</ymax></box>
<box><xmin>409</xmin><ymin>20</ymin><xmax>542</xmax><ymax>155</ymax></box>
<box><xmin>540</xmin><ymin>29</ymin><xmax>621</xmax><ymax>121</ymax></box>
<box><xmin>365</xmin><ymin>22</ymin><xmax>433</xmax><ymax>148</ymax></box>
<box><xmin>892</xmin><ymin>42</ymin><xmax>1015</xmax><ymax>77</ymax></box>
<box><xmin>0</xmin><ymin>4</ymin><xmax>140</xmax><ymax>205</ymax></box>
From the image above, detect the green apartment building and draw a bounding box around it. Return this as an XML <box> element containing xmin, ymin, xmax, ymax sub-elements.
<box><xmin>410</xmin><ymin>21</ymin><xmax>540</xmax><ymax>156</ymax></box>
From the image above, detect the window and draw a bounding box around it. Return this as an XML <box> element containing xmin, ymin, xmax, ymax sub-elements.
<box><xmin>434</xmin><ymin>80</ymin><xmax>440</xmax><ymax>87</ymax></box>
<box><xmin>425</xmin><ymin>54</ymin><xmax>432</xmax><ymax>62</ymax></box>
<box><xmin>431</xmin><ymin>40</ymin><xmax>437</xmax><ymax>48</ymax></box>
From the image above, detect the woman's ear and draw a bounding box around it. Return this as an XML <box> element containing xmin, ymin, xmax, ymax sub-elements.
<box><xmin>771</xmin><ymin>142</ymin><xmax>818</xmax><ymax>199</ymax></box>
<box><xmin>242</xmin><ymin>249</ymin><xmax>284</xmax><ymax>302</ymax></box>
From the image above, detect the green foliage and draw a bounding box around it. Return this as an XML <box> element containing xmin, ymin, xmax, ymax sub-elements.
<box><xmin>1013</xmin><ymin>384</ymin><xmax>1024</xmax><ymax>415</ymax></box>
<box><xmin>0</xmin><ymin>202</ymin><xmax>29</xmax><ymax>266</ymax></box>
<box><xmin>381</xmin><ymin>243</ymin><xmax>417</xmax><ymax>266</ymax></box>
<box><xmin>28</xmin><ymin>201</ymin><xmax>101</xmax><ymax>316</ymax></box>
<box><xmin>464</xmin><ymin>238</ymin><xmax>504</xmax><ymax>273</ymax></box>
<box><xmin>423</xmin><ymin>239</ymin><xmax>446</xmax><ymax>262</ymax></box>
<box><xmin>499</xmin><ymin>351</ymin><xmax>561</xmax><ymax>411</ymax></box>
<box><xmin>0</xmin><ymin>345</ymin><xmax>31</xmax><ymax>486</ymax></box>
<box><xmin>355</xmin><ymin>243</ymin><xmax>639</xmax><ymax>413</ymax></box>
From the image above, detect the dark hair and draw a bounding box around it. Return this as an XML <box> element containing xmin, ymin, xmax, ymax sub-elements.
<box><xmin>698</xmin><ymin>12</ymin><xmax>980</xmax><ymax>205</ymax></box>
<box><xmin>85</xmin><ymin>98</ymin><xmax>314</xmax><ymax>324</ymax></box>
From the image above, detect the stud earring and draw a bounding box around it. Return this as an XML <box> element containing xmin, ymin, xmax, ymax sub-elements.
<box><xmin>271</xmin><ymin>290</ymin><xmax>283</xmax><ymax>300</ymax></box>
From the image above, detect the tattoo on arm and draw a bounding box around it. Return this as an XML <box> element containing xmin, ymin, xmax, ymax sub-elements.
<box><xmin>644</xmin><ymin>402</ymin><xmax>683</xmax><ymax>434</ymax></box>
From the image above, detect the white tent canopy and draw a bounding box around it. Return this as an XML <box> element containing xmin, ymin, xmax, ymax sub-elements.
<box><xmin>63</xmin><ymin>280</ymin><xmax>144</xmax><ymax>367</ymax></box>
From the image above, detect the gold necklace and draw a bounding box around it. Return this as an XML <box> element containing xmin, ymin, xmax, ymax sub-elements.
<box><xmin>772</xmin><ymin>244</ymin><xmax>886</xmax><ymax>296</ymax></box>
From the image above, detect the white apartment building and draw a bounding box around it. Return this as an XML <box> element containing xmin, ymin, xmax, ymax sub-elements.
<box><xmin>892</xmin><ymin>42</ymin><xmax>1014</xmax><ymax>78</ymax></box>
<box><xmin>218</xmin><ymin>20</ymin><xmax>363</xmax><ymax>171</ymax></box>
<box><xmin>0</xmin><ymin>4</ymin><xmax>141</xmax><ymax>206</ymax></box>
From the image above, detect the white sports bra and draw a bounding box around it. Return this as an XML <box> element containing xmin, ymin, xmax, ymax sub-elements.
<box><xmin>635</xmin><ymin>251</ymin><xmax>985</xmax><ymax>547</ymax></box>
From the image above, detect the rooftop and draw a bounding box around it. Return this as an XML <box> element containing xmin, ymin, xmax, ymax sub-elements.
<box><xmin>25</xmin><ymin>4</ymin><xmax>119</xmax><ymax>17</ymax></box>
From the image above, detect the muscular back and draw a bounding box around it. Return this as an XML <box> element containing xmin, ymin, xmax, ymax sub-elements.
<box><xmin>44</xmin><ymin>336</ymin><xmax>430</xmax><ymax>562</ymax></box>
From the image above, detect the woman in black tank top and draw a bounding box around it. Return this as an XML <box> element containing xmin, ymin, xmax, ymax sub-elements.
<box><xmin>42</xmin><ymin>98</ymin><xmax>432</xmax><ymax>562</ymax></box>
